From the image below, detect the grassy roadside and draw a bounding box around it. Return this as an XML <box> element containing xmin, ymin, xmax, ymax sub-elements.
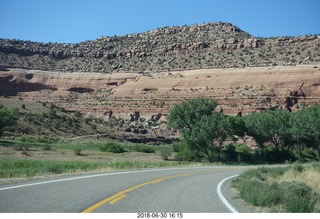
<box><xmin>0</xmin><ymin>137</ymin><xmax>171</xmax><ymax>153</ymax></box>
<box><xmin>231</xmin><ymin>163</ymin><xmax>320</xmax><ymax>212</ymax></box>
<box><xmin>0</xmin><ymin>158</ymin><xmax>185</xmax><ymax>178</ymax></box>
<box><xmin>0</xmin><ymin>138</ymin><xmax>196</xmax><ymax>179</ymax></box>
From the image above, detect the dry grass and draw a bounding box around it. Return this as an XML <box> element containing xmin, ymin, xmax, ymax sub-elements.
<box><xmin>267</xmin><ymin>163</ymin><xmax>320</xmax><ymax>212</ymax></box>
<box><xmin>0</xmin><ymin>142</ymin><xmax>184</xmax><ymax>182</ymax></box>
<box><xmin>276</xmin><ymin>166</ymin><xmax>320</xmax><ymax>194</ymax></box>
<box><xmin>0</xmin><ymin>145</ymin><xmax>165</xmax><ymax>164</ymax></box>
<box><xmin>232</xmin><ymin>164</ymin><xmax>320</xmax><ymax>212</ymax></box>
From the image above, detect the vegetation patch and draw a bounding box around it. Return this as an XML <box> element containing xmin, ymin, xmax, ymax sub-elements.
<box><xmin>231</xmin><ymin>163</ymin><xmax>320</xmax><ymax>212</ymax></box>
<box><xmin>159</xmin><ymin>148</ymin><xmax>172</xmax><ymax>160</ymax></box>
<box><xmin>134</xmin><ymin>144</ymin><xmax>155</xmax><ymax>153</ymax></box>
<box><xmin>0</xmin><ymin>107</ymin><xmax>18</xmax><ymax>136</ymax></box>
<box><xmin>167</xmin><ymin>98</ymin><xmax>320</xmax><ymax>163</ymax></box>
<box><xmin>73</xmin><ymin>147</ymin><xmax>82</xmax><ymax>156</ymax></box>
<box><xmin>100</xmin><ymin>141</ymin><xmax>126</xmax><ymax>153</ymax></box>
<box><xmin>0</xmin><ymin>158</ymin><xmax>184</xmax><ymax>178</ymax></box>
<box><xmin>0</xmin><ymin>159</ymin><xmax>103</xmax><ymax>178</ymax></box>
<box><xmin>18</xmin><ymin>135</ymin><xmax>60</xmax><ymax>144</ymax></box>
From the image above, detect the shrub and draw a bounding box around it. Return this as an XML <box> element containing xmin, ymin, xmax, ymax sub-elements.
<box><xmin>46</xmin><ymin>163</ymin><xmax>63</xmax><ymax>174</ymax></box>
<box><xmin>175</xmin><ymin>148</ymin><xmax>195</xmax><ymax>162</ymax></box>
<box><xmin>84</xmin><ymin>118</ymin><xmax>90</xmax><ymax>124</ymax></box>
<box><xmin>172</xmin><ymin>142</ymin><xmax>186</xmax><ymax>153</ymax></box>
<box><xmin>74</xmin><ymin>111</ymin><xmax>81</xmax><ymax>118</ymax></box>
<box><xmin>235</xmin><ymin>144</ymin><xmax>252</xmax><ymax>163</ymax></box>
<box><xmin>172</xmin><ymin>142</ymin><xmax>196</xmax><ymax>161</ymax></box>
<box><xmin>0</xmin><ymin>107</ymin><xmax>19</xmax><ymax>136</ymax></box>
<box><xmin>292</xmin><ymin>163</ymin><xmax>304</xmax><ymax>173</ymax></box>
<box><xmin>19</xmin><ymin>135</ymin><xmax>58</xmax><ymax>144</ymax></box>
<box><xmin>233</xmin><ymin>175</ymin><xmax>283</xmax><ymax>207</ymax></box>
<box><xmin>222</xmin><ymin>144</ymin><xmax>237</xmax><ymax>162</ymax></box>
<box><xmin>279</xmin><ymin>181</ymin><xmax>318</xmax><ymax>212</ymax></box>
<box><xmin>74</xmin><ymin>148</ymin><xmax>82</xmax><ymax>156</ymax></box>
<box><xmin>134</xmin><ymin>144</ymin><xmax>155</xmax><ymax>153</ymax></box>
<box><xmin>257</xmin><ymin>145</ymin><xmax>295</xmax><ymax>163</ymax></box>
<box><xmin>311</xmin><ymin>162</ymin><xmax>320</xmax><ymax>171</ymax></box>
<box><xmin>42</xmin><ymin>144</ymin><xmax>52</xmax><ymax>151</ymax></box>
<box><xmin>232</xmin><ymin>166</ymin><xmax>320</xmax><ymax>212</ymax></box>
<box><xmin>301</xmin><ymin>148</ymin><xmax>319</xmax><ymax>161</ymax></box>
<box><xmin>21</xmin><ymin>150</ymin><xmax>29</xmax><ymax>156</ymax></box>
<box><xmin>100</xmin><ymin>141</ymin><xmax>126</xmax><ymax>153</ymax></box>
<box><xmin>50</xmin><ymin>103</ymin><xmax>56</xmax><ymax>109</ymax></box>
<box><xmin>159</xmin><ymin>148</ymin><xmax>172</xmax><ymax>160</ymax></box>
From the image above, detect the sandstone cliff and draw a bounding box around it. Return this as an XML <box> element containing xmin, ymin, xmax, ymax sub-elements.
<box><xmin>1</xmin><ymin>65</ymin><xmax>319</xmax><ymax>119</ymax></box>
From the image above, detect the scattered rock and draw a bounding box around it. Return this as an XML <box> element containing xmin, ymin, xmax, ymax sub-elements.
<box><xmin>1</xmin><ymin>22</ymin><xmax>319</xmax><ymax>73</ymax></box>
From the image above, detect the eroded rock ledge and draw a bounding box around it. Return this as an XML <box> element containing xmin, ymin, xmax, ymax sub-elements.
<box><xmin>1</xmin><ymin>65</ymin><xmax>319</xmax><ymax>118</ymax></box>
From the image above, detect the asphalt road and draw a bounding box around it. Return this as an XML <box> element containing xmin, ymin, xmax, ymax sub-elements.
<box><xmin>0</xmin><ymin>166</ymin><xmax>249</xmax><ymax>213</ymax></box>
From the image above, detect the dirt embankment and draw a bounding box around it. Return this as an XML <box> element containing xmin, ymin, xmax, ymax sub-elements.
<box><xmin>1</xmin><ymin>64</ymin><xmax>319</xmax><ymax>120</ymax></box>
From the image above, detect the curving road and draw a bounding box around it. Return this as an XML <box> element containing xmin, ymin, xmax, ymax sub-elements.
<box><xmin>0</xmin><ymin>166</ymin><xmax>249</xmax><ymax>213</ymax></box>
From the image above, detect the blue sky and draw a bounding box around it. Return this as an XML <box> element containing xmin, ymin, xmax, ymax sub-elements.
<box><xmin>1</xmin><ymin>0</ymin><xmax>319</xmax><ymax>43</ymax></box>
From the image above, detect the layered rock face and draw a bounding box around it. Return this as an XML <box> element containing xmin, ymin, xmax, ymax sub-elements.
<box><xmin>1</xmin><ymin>65</ymin><xmax>319</xmax><ymax>119</ymax></box>
<box><xmin>1</xmin><ymin>22</ymin><xmax>320</xmax><ymax>73</ymax></box>
<box><xmin>1</xmin><ymin>22</ymin><xmax>320</xmax><ymax>120</ymax></box>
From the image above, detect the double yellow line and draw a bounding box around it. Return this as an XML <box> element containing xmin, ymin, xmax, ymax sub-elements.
<box><xmin>82</xmin><ymin>168</ymin><xmax>242</xmax><ymax>213</ymax></box>
<box><xmin>82</xmin><ymin>173</ymin><xmax>191</xmax><ymax>213</ymax></box>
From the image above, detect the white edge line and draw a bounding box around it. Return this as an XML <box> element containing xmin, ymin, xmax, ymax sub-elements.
<box><xmin>0</xmin><ymin>166</ymin><xmax>223</xmax><ymax>191</ymax></box>
<box><xmin>217</xmin><ymin>174</ymin><xmax>239</xmax><ymax>213</ymax></box>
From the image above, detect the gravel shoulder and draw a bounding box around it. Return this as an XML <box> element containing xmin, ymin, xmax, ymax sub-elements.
<box><xmin>222</xmin><ymin>176</ymin><xmax>269</xmax><ymax>213</ymax></box>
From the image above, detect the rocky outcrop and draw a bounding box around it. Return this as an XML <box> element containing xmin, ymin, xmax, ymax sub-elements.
<box><xmin>0</xmin><ymin>72</ymin><xmax>57</xmax><ymax>95</ymax></box>
<box><xmin>1</xmin><ymin>65</ymin><xmax>319</xmax><ymax>118</ymax></box>
<box><xmin>0</xmin><ymin>69</ymin><xmax>137</xmax><ymax>96</ymax></box>
<box><xmin>1</xmin><ymin>22</ymin><xmax>319</xmax><ymax>73</ymax></box>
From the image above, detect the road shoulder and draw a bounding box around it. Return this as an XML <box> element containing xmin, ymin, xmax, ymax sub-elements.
<box><xmin>221</xmin><ymin>176</ymin><xmax>268</xmax><ymax>213</ymax></box>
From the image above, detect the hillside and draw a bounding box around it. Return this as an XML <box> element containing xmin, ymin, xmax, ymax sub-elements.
<box><xmin>0</xmin><ymin>22</ymin><xmax>320</xmax><ymax>140</ymax></box>
<box><xmin>1</xmin><ymin>22</ymin><xmax>319</xmax><ymax>72</ymax></box>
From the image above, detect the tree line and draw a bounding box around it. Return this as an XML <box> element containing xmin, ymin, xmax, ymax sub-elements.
<box><xmin>168</xmin><ymin>98</ymin><xmax>320</xmax><ymax>163</ymax></box>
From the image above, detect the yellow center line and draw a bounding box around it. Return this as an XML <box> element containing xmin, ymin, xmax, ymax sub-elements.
<box><xmin>177</xmin><ymin>173</ymin><xmax>192</xmax><ymax>177</ymax></box>
<box><xmin>82</xmin><ymin>174</ymin><xmax>189</xmax><ymax>213</ymax></box>
<box><xmin>82</xmin><ymin>168</ymin><xmax>243</xmax><ymax>213</ymax></box>
<box><xmin>82</xmin><ymin>192</ymin><xmax>125</xmax><ymax>213</ymax></box>
<box><xmin>151</xmin><ymin>175</ymin><xmax>176</xmax><ymax>184</ymax></box>
<box><xmin>151</xmin><ymin>179</ymin><xmax>165</xmax><ymax>184</ymax></box>
<box><xmin>109</xmin><ymin>194</ymin><xmax>127</xmax><ymax>205</ymax></box>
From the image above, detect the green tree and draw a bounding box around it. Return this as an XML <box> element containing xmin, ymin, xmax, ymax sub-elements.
<box><xmin>168</xmin><ymin>98</ymin><xmax>234</xmax><ymax>162</ymax></box>
<box><xmin>0</xmin><ymin>108</ymin><xmax>19</xmax><ymax>136</ymax></box>
<box><xmin>183</xmin><ymin>113</ymin><xmax>232</xmax><ymax>162</ymax></box>
<box><xmin>289</xmin><ymin>105</ymin><xmax>320</xmax><ymax>158</ymax></box>
<box><xmin>228</xmin><ymin>115</ymin><xmax>248</xmax><ymax>138</ymax></box>
<box><xmin>167</xmin><ymin>98</ymin><xmax>217</xmax><ymax>132</ymax></box>
<box><xmin>245</xmin><ymin>110</ymin><xmax>291</xmax><ymax>151</ymax></box>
